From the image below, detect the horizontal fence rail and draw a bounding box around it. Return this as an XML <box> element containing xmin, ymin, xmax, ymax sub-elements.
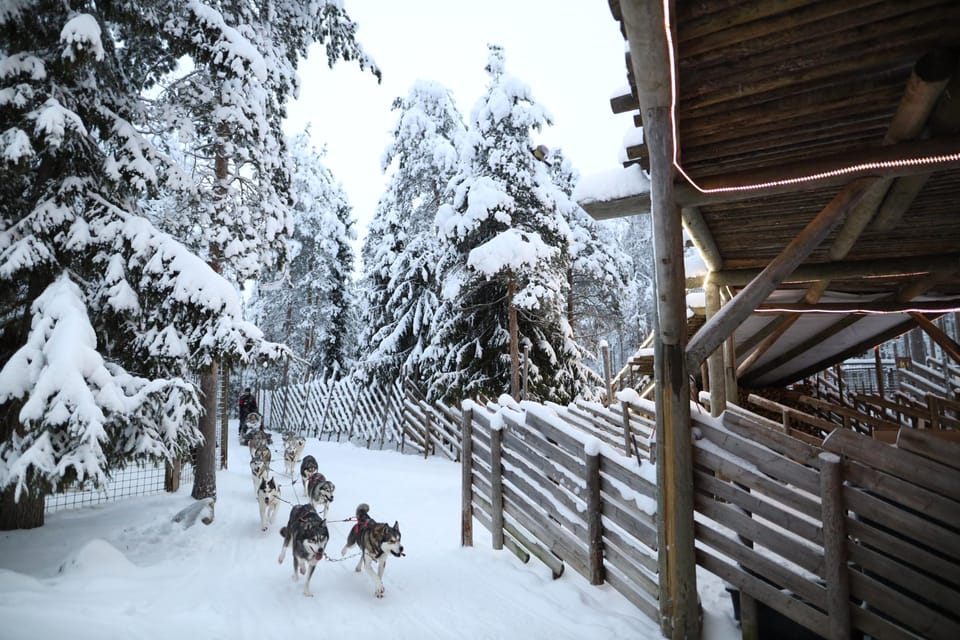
<box><xmin>690</xmin><ymin>406</ymin><xmax>960</xmax><ymax>640</ymax></box>
<box><xmin>462</xmin><ymin>395</ymin><xmax>660</xmax><ymax>625</ymax></box>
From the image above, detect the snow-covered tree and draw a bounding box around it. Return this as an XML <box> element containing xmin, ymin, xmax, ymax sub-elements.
<box><xmin>619</xmin><ymin>215</ymin><xmax>656</xmax><ymax>363</ymax></box>
<box><xmin>424</xmin><ymin>45</ymin><xmax>594</xmax><ymax>404</ymax></box>
<box><xmin>249</xmin><ymin>129</ymin><xmax>356</xmax><ymax>379</ymax></box>
<box><xmin>546</xmin><ymin>149</ymin><xmax>632</xmax><ymax>373</ymax></box>
<box><xmin>148</xmin><ymin>0</ymin><xmax>378</xmax><ymax>499</ymax></box>
<box><xmin>359</xmin><ymin>80</ymin><xmax>464</xmax><ymax>387</ymax></box>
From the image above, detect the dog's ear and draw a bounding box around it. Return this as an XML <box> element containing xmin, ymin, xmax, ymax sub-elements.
<box><xmin>393</xmin><ymin>521</ymin><xmax>399</xmax><ymax>532</ymax></box>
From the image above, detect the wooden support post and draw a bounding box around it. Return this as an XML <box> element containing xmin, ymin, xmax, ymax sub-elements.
<box><xmin>461</xmin><ymin>406</ymin><xmax>474</xmax><ymax>547</ymax></box>
<box><xmin>647</xmin><ymin>103</ymin><xmax>698</xmax><ymax>639</ymax></box>
<box><xmin>874</xmin><ymin>346</ymin><xmax>885</xmax><ymax>398</ymax></box>
<box><xmin>585</xmin><ymin>449</ymin><xmax>604</xmax><ymax>585</ymax></box>
<box><xmin>490</xmin><ymin>424</ymin><xmax>504</xmax><ymax>551</ymax></box>
<box><xmin>602</xmin><ymin>342</ymin><xmax>614</xmax><ymax>406</ymax></box>
<box><xmin>621</xmin><ymin>401</ymin><xmax>634</xmax><ymax>458</ymax></box>
<box><xmin>819</xmin><ymin>452</ymin><xmax>852</xmax><ymax>640</ymax></box>
<box><xmin>705</xmin><ymin>281</ymin><xmax>726</xmax><ymax>416</ymax></box>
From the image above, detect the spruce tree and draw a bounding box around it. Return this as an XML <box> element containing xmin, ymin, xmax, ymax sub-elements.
<box><xmin>0</xmin><ymin>3</ymin><xmax>283</xmax><ymax>528</ymax></box>
<box><xmin>359</xmin><ymin>80</ymin><xmax>464</xmax><ymax>387</ymax></box>
<box><xmin>547</xmin><ymin>149</ymin><xmax>632</xmax><ymax>374</ymax></box>
<box><xmin>425</xmin><ymin>45</ymin><xmax>593</xmax><ymax>404</ymax></box>
<box><xmin>249</xmin><ymin>130</ymin><xmax>356</xmax><ymax>380</ymax></box>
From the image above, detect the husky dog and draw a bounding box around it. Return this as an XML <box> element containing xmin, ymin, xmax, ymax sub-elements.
<box><xmin>252</xmin><ymin>441</ymin><xmax>271</xmax><ymax>466</ymax></box>
<box><xmin>247</xmin><ymin>428</ymin><xmax>272</xmax><ymax>454</ymax></box>
<box><xmin>278</xmin><ymin>503</ymin><xmax>329</xmax><ymax>597</ymax></box>
<box><xmin>340</xmin><ymin>503</ymin><xmax>404</xmax><ymax>598</ymax></box>
<box><xmin>283</xmin><ymin>435</ymin><xmax>306</xmax><ymax>476</ymax></box>
<box><xmin>250</xmin><ymin>459</ymin><xmax>268</xmax><ymax>492</ymax></box>
<box><xmin>257</xmin><ymin>477</ymin><xmax>281</xmax><ymax>531</ymax></box>
<box><xmin>300</xmin><ymin>454</ymin><xmax>319</xmax><ymax>494</ymax></box>
<box><xmin>306</xmin><ymin>472</ymin><xmax>335</xmax><ymax>520</ymax></box>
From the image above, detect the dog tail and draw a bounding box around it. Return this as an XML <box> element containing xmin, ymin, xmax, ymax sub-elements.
<box><xmin>356</xmin><ymin>503</ymin><xmax>370</xmax><ymax>518</ymax></box>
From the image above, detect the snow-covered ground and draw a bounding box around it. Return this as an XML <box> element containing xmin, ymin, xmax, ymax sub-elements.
<box><xmin>0</xmin><ymin>425</ymin><xmax>740</xmax><ymax>639</ymax></box>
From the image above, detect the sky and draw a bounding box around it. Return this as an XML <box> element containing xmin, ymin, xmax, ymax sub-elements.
<box><xmin>283</xmin><ymin>0</ymin><xmax>632</xmax><ymax>259</ymax></box>
<box><xmin>0</xmin><ymin>425</ymin><xmax>741</xmax><ymax>640</ymax></box>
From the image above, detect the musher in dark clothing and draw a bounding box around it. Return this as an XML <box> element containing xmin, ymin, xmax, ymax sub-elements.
<box><xmin>238</xmin><ymin>387</ymin><xmax>258</xmax><ymax>439</ymax></box>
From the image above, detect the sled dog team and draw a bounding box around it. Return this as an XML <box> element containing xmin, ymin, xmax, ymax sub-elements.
<box><xmin>252</xmin><ymin>431</ymin><xmax>404</xmax><ymax>599</ymax></box>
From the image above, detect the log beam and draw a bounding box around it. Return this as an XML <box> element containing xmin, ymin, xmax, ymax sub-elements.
<box><xmin>685</xmin><ymin>179</ymin><xmax>873</xmax><ymax>372</ymax></box>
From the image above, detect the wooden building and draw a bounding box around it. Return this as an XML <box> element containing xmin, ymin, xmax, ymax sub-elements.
<box><xmin>579</xmin><ymin>2</ymin><xmax>960</xmax><ymax>638</ymax></box>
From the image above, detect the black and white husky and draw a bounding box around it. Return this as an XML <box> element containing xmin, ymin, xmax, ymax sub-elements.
<box><xmin>257</xmin><ymin>477</ymin><xmax>281</xmax><ymax>531</ymax></box>
<box><xmin>340</xmin><ymin>503</ymin><xmax>404</xmax><ymax>599</ymax></box>
<box><xmin>306</xmin><ymin>472</ymin><xmax>335</xmax><ymax>519</ymax></box>
<box><xmin>282</xmin><ymin>434</ymin><xmax>305</xmax><ymax>477</ymax></box>
<box><xmin>278</xmin><ymin>503</ymin><xmax>329</xmax><ymax>597</ymax></box>
<box><xmin>299</xmin><ymin>454</ymin><xmax>318</xmax><ymax>494</ymax></box>
<box><xmin>250</xmin><ymin>459</ymin><xmax>268</xmax><ymax>492</ymax></box>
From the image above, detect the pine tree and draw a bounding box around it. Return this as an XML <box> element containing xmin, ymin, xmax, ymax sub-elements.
<box><xmin>547</xmin><ymin>149</ymin><xmax>632</xmax><ymax>374</ymax></box>
<box><xmin>249</xmin><ymin>130</ymin><xmax>356</xmax><ymax>380</ymax></box>
<box><xmin>151</xmin><ymin>1</ymin><xmax>378</xmax><ymax>499</ymax></box>
<box><xmin>359</xmin><ymin>80</ymin><xmax>464</xmax><ymax>387</ymax></box>
<box><xmin>425</xmin><ymin>45</ymin><xmax>594</xmax><ymax>404</ymax></box>
<box><xmin>0</xmin><ymin>3</ymin><xmax>283</xmax><ymax>528</ymax></box>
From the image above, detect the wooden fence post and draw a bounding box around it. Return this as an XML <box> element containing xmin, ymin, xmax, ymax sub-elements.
<box><xmin>586</xmin><ymin>447</ymin><xmax>604</xmax><ymax>585</ymax></box>
<box><xmin>819</xmin><ymin>452</ymin><xmax>851</xmax><ymax>640</ymax></box>
<box><xmin>219</xmin><ymin>366</ymin><xmax>229</xmax><ymax>470</ymax></box>
<box><xmin>461</xmin><ymin>406</ymin><xmax>474</xmax><ymax>547</ymax></box>
<box><xmin>621</xmin><ymin>401</ymin><xmax>634</xmax><ymax>458</ymax></box>
<box><xmin>491</xmin><ymin>423</ymin><xmax>505</xmax><ymax>551</ymax></box>
<box><xmin>602</xmin><ymin>342</ymin><xmax>613</xmax><ymax>406</ymax></box>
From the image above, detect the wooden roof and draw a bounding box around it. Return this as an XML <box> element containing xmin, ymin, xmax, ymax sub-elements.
<box><xmin>588</xmin><ymin>0</ymin><xmax>960</xmax><ymax>388</ymax></box>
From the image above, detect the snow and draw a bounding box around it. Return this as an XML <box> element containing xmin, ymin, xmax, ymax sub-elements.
<box><xmin>572</xmin><ymin>165</ymin><xmax>650</xmax><ymax>206</ymax></box>
<box><xmin>0</xmin><ymin>425</ymin><xmax>741</xmax><ymax>640</ymax></box>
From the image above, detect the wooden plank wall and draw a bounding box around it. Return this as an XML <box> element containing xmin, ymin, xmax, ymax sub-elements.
<box><xmin>691</xmin><ymin>408</ymin><xmax>960</xmax><ymax>640</ymax></box>
<box><xmin>464</xmin><ymin>397</ymin><xmax>660</xmax><ymax>624</ymax></box>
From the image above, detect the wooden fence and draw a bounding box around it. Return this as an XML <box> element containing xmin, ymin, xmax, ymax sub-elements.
<box><xmin>463</xmin><ymin>390</ymin><xmax>960</xmax><ymax>639</ymax></box>
<box><xmin>692</xmin><ymin>407</ymin><xmax>960</xmax><ymax>640</ymax></box>
<box><xmin>262</xmin><ymin>377</ymin><xmax>462</xmax><ymax>460</ymax></box>
<box><xmin>461</xmin><ymin>396</ymin><xmax>660</xmax><ymax>623</ymax></box>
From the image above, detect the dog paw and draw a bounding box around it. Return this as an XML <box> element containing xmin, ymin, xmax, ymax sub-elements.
<box><xmin>303</xmin><ymin>591</ymin><xmax>314</xmax><ymax>598</ymax></box>
<box><xmin>375</xmin><ymin>590</ymin><xmax>384</xmax><ymax>599</ymax></box>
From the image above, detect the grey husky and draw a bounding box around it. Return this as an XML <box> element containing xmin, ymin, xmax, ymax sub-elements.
<box><xmin>299</xmin><ymin>454</ymin><xmax>318</xmax><ymax>493</ymax></box>
<box><xmin>256</xmin><ymin>477</ymin><xmax>281</xmax><ymax>531</ymax></box>
<box><xmin>282</xmin><ymin>434</ymin><xmax>306</xmax><ymax>476</ymax></box>
<box><xmin>340</xmin><ymin>503</ymin><xmax>404</xmax><ymax>598</ymax></box>
<box><xmin>278</xmin><ymin>503</ymin><xmax>329</xmax><ymax>597</ymax></box>
<box><xmin>306</xmin><ymin>472</ymin><xmax>335</xmax><ymax>520</ymax></box>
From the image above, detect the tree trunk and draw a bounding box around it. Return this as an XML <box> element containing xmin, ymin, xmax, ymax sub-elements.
<box><xmin>0</xmin><ymin>486</ymin><xmax>45</xmax><ymax>530</ymax></box>
<box><xmin>508</xmin><ymin>276</ymin><xmax>520</xmax><ymax>400</ymax></box>
<box><xmin>192</xmin><ymin>360</ymin><xmax>219</xmax><ymax>500</ymax></box>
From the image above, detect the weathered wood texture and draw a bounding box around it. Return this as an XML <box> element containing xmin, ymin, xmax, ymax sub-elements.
<box><xmin>691</xmin><ymin>402</ymin><xmax>960</xmax><ymax>640</ymax></box>
<box><xmin>463</xmin><ymin>398</ymin><xmax>660</xmax><ymax>626</ymax></box>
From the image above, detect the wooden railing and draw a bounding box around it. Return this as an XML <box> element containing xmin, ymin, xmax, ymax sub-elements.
<box><xmin>462</xmin><ymin>396</ymin><xmax>660</xmax><ymax>623</ymax></box>
<box><xmin>692</xmin><ymin>408</ymin><xmax>960</xmax><ymax>639</ymax></box>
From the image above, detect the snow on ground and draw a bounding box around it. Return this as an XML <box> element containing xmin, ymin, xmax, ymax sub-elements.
<box><xmin>0</xmin><ymin>424</ymin><xmax>740</xmax><ymax>639</ymax></box>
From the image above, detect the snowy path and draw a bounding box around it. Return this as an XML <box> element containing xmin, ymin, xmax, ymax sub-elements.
<box><xmin>0</xmin><ymin>428</ymin><xmax>738</xmax><ymax>639</ymax></box>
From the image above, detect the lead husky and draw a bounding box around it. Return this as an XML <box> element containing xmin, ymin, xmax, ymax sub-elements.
<box><xmin>340</xmin><ymin>503</ymin><xmax>404</xmax><ymax>598</ymax></box>
<box><xmin>278</xmin><ymin>503</ymin><xmax>329</xmax><ymax>597</ymax></box>
<box><xmin>306</xmin><ymin>472</ymin><xmax>335</xmax><ymax>520</ymax></box>
<box><xmin>257</xmin><ymin>477</ymin><xmax>281</xmax><ymax>531</ymax></box>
